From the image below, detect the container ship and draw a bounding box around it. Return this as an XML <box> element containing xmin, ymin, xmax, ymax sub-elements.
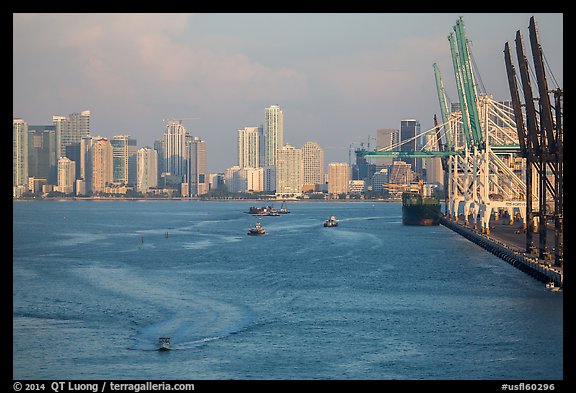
<box><xmin>401</xmin><ymin>181</ymin><xmax>441</xmax><ymax>226</ymax></box>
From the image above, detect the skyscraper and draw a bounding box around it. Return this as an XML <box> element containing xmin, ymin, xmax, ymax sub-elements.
<box><xmin>13</xmin><ymin>118</ymin><xmax>28</xmax><ymax>192</ymax></box>
<box><xmin>237</xmin><ymin>127</ymin><xmax>260</xmax><ymax>168</ymax></box>
<box><xmin>27</xmin><ymin>125</ymin><xmax>57</xmax><ymax>184</ymax></box>
<box><xmin>53</xmin><ymin>110</ymin><xmax>90</xmax><ymax>158</ymax></box>
<box><xmin>400</xmin><ymin>119</ymin><xmax>421</xmax><ymax>173</ymax></box>
<box><xmin>301</xmin><ymin>141</ymin><xmax>324</xmax><ymax>187</ymax></box>
<box><xmin>111</xmin><ymin>135</ymin><xmax>138</xmax><ymax>186</ymax></box>
<box><xmin>92</xmin><ymin>137</ymin><xmax>113</xmax><ymax>193</ymax></box>
<box><xmin>163</xmin><ymin>120</ymin><xmax>188</xmax><ymax>178</ymax></box>
<box><xmin>187</xmin><ymin>136</ymin><xmax>207</xmax><ymax>196</ymax></box>
<box><xmin>137</xmin><ymin>147</ymin><xmax>158</xmax><ymax>192</ymax></box>
<box><xmin>264</xmin><ymin>105</ymin><xmax>283</xmax><ymax>166</ymax></box>
<box><xmin>276</xmin><ymin>144</ymin><xmax>303</xmax><ymax>197</ymax></box>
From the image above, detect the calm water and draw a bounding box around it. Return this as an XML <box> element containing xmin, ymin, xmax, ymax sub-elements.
<box><xmin>13</xmin><ymin>200</ymin><xmax>563</xmax><ymax>380</ymax></box>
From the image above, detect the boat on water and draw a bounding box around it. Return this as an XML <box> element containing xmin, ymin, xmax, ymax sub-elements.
<box><xmin>324</xmin><ymin>216</ymin><xmax>338</xmax><ymax>227</ymax></box>
<box><xmin>401</xmin><ymin>180</ymin><xmax>440</xmax><ymax>226</ymax></box>
<box><xmin>247</xmin><ymin>222</ymin><xmax>266</xmax><ymax>236</ymax></box>
<box><xmin>158</xmin><ymin>337</ymin><xmax>171</xmax><ymax>351</ymax></box>
<box><xmin>278</xmin><ymin>200</ymin><xmax>290</xmax><ymax>214</ymax></box>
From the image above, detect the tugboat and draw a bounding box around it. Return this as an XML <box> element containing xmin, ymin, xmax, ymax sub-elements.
<box><xmin>247</xmin><ymin>222</ymin><xmax>266</xmax><ymax>236</ymax></box>
<box><xmin>324</xmin><ymin>216</ymin><xmax>338</xmax><ymax>227</ymax></box>
<box><xmin>158</xmin><ymin>337</ymin><xmax>171</xmax><ymax>351</ymax></box>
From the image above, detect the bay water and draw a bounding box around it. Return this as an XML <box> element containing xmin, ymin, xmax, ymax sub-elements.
<box><xmin>12</xmin><ymin>200</ymin><xmax>563</xmax><ymax>380</ymax></box>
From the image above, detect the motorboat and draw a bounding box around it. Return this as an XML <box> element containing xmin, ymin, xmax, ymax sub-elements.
<box><xmin>324</xmin><ymin>216</ymin><xmax>338</xmax><ymax>227</ymax></box>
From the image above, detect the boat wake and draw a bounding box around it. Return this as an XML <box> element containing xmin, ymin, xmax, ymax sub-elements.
<box><xmin>73</xmin><ymin>265</ymin><xmax>255</xmax><ymax>352</ymax></box>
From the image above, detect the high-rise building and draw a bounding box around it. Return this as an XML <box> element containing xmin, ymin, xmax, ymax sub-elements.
<box><xmin>163</xmin><ymin>120</ymin><xmax>188</xmax><ymax>178</ymax></box>
<box><xmin>27</xmin><ymin>125</ymin><xmax>57</xmax><ymax>185</ymax></box>
<box><xmin>92</xmin><ymin>137</ymin><xmax>113</xmax><ymax>193</ymax></box>
<box><xmin>400</xmin><ymin>119</ymin><xmax>421</xmax><ymax>173</ymax></box>
<box><xmin>328</xmin><ymin>162</ymin><xmax>350</xmax><ymax>196</ymax></box>
<box><xmin>13</xmin><ymin>118</ymin><xmax>28</xmax><ymax>193</ymax></box>
<box><xmin>301</xmin><ymin>141</ymin><xmax>325</xmax><ymax>188</ymax></box>
<box><xmin>237</xmin><ymin>127</ymin><xmax>260</xmax><ymax>168</ymax></box>
<box><xmin>264</xmin><ymin>105</ymin><xmax>283</xmax><ymax>167</ymax></box>
<box><xmin>56</xmin><ymin>157</ymin><xmax>75</xmax><ymax>194</ymax></box>
<box><xmin>53</xmin><ymin>110</ymin><xmax>90</xmax><ymax>158</ymax></box>
<box><xmin>137</xmin><ymin>147</ymin><xmax>158</xmax><ymax>192</ymax></box>
<box><xmin>276</xmin><ymin>144</ymin><xmax>303</xmax><ymax>197</ymax></box>
<box><xmin>186</xmin><ymin>136</ymin><xmax>207</xmax><ymax>196</ymax></box>
<box><xmin>111</xmin><ymin>135</ymin><xmax>138</xmax><ymax>186</ymax></box>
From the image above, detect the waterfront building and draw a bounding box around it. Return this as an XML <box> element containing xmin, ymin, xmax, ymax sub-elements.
<box><xmin>137</xmin><ymin>147</ymin><xmax>158</xmax><ymax>192</ymax></box>
<box><xmin>13</xmin><ymin>118</ymin><xmax>28</xmax><ymax>194</ymax></box>
<box><xmin>301</xmin><ymin>141</ymin><xmax>325</xmax><ymax>190</ymax></box>
<box><xmin>56</xmin><ymin>157</ymin><xmax>75</xmax><ymax>194</ymax></box>
<box><xmin>80</xmin><ymin>136</ymin><xmax>95</xmax><ymax>193</ymax></box>
<box><xmin>276</xmin><ymin>144</ymin><xmax>303</xmax><ymax>198</ymax></box>
<box><xmin>92</xmin><ymin>137</ymin><xmax>113</xmax><ymax>193</ymax></box>
<box><xmin>28</xmin><ymin>125</ymin><xmax>58</xmax><ymax>184</ymax></box>
<box><xmin>327</xmin><ymin>162</ymin><xmax>350</xmax><ymax>197</ymax></box>
<box><xmin>224</xmin><ymin>166</ymin><xmax>244</xmax><ymax>193</ymax></box>
<box><xmin>371</xmin><ymin>168</ymin><xmax>389</xmax><ymax>192</ymax></box>
<box><xmin>111</xmin><ymin>135</ymin><xmax>138</xmax><ymax>186</ymax></box>
<box><xmin>263</xmin><ymin>165</ymin><xmax>276</xmax><ymax>193</ymax></box>
<box><xmin>238</xmin><ymin>127</ymin><xmax>260</xmax><ymax>168</ymax></box>
<box><xmin>186</xmin><ymin>136</ymin><xmax>207</xmax><ymax>196</ymax></box>
<box><xmin>28</xmin><ymin>177</ymin><xmax>47</xmax><ymax>194</ymax></box>
<box><xmin>224</xmin><ymin>166</ymin><xmax>264</xmax><ymax>193</ymax></box>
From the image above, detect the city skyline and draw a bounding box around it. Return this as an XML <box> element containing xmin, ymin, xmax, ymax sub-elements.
<box><xmin>13</xmin><ymin>13</ymin><xmax>563</xmax><ymax>173</ymax></box>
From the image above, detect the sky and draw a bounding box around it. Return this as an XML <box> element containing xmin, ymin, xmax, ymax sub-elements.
<box><xmin>13</xmin><ymin>13</ymin><xmax>563</xmax><ymax>173</ymax></box>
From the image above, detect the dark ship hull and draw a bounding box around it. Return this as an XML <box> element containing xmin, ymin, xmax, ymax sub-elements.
<box><xmin>402</xmin><ymin>192</ymin><xmax>441</xmax><ymax>226</ymax></box>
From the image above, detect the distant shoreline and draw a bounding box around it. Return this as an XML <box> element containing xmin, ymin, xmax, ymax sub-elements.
<box><xmin>14</xmin><ymin>197</ymin><xmax>399</xmax><ymax>203</ymax></box>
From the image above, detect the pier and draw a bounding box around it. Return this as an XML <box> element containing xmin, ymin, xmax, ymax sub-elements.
<box><xmin>440</xmin><ymin>215</ymin><xmax>562</xmax><ymax>288</ymax></box>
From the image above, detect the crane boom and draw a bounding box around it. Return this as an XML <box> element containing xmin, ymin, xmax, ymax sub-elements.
<box><xmin>433</xmin><ymin>63</ymin><xmax>453</xmax><ymax>149</ymax></box>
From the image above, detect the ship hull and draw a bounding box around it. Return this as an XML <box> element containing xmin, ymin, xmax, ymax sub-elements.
<box><xmin>402</xmin><ymin>193</ymin><xmax>441</xmax><ymax>226</ymax></box>
<box><xmin>402</xmin><ymin>204</ymin><xmax>441</xmax><ymax>225</ymax></box>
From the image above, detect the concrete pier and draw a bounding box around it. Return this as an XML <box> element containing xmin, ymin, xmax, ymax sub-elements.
<box><xmin>440</xmin><ymin>216</ymin><xmax>563</xmax><ymax>288</ymax></box>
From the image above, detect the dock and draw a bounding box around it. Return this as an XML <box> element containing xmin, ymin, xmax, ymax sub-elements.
<box><xmin>440</xmin><ymin>215</ymin><xmax>563</xmax><ymax>289</ymax></box>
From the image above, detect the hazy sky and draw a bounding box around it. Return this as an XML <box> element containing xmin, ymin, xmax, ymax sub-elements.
<box><xmin>13</xmin><ymin>13</ymin><xmax>563</xmax><ymax>173</ymax></box>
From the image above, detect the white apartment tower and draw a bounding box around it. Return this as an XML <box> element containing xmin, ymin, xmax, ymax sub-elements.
<box><xmin>237</xmin><ymin>127</ymin><xmax>260</xmax><ymax>168</ymax></box>
<box><xmin>301</xmin><ymin>141</ymin><xmax>325</xmax><ymax>187</ymax></box>
<box><xmin>137</xmin><ymin>147</ymin><xmax>158</xmax><ymax>192</ymax></box>
<box><xmin>264</xmin><ymin>105</ymin><xmax>283</xmax><ymax>166</ymax></box>
<box><xmin>276</xmin><ymin>144</ymin><xmax>303</xmax><ymax>197</ymax></box>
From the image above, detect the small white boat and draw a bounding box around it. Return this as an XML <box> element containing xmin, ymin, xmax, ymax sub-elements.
<box><xmin>158</xmin><ymin>337</ymin><xmax>171</xmax><ymax>351</ymax></box>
